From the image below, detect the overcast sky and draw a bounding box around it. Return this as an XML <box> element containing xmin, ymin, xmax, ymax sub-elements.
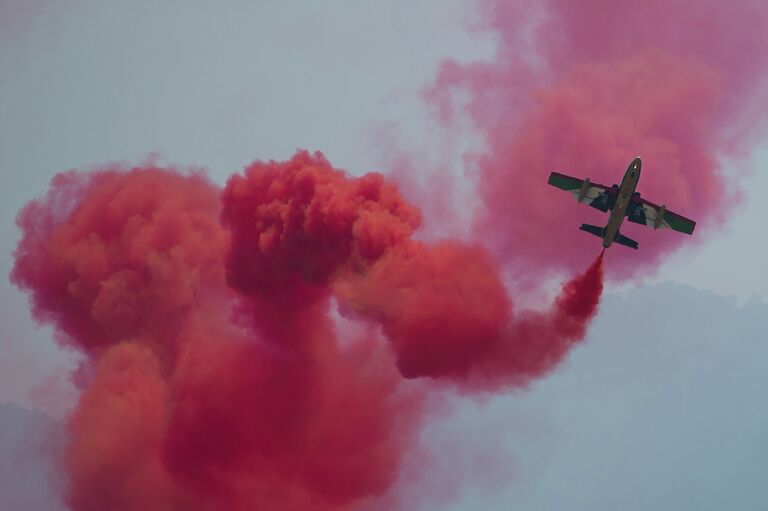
<box><xmin>1</xmin><ymin>1</ymin><xmax>766</xmax><ymax>509</ymax></box>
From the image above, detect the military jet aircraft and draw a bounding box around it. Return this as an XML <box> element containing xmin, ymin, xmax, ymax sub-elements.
<box><xmin>547</xmin><ymin>157</ymin><xmax>696</xmax><ymax>249</ymax></box>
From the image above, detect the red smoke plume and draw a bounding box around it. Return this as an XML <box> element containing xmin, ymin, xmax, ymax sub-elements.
<box><xmin>12</xmin><ymin>151</ymin><xmax>602</xmax><ymax>509</ymax></box>
<box><xmin>429</xmin><ymin>0</ymin><xmax>768</xmax><ymax>281</ymax></box>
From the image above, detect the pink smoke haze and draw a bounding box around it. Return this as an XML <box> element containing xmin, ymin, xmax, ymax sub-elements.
<box><xmin>429</xmin><ymin>0</ymin><xmax>768</xmax><ymax>280</ymax></box>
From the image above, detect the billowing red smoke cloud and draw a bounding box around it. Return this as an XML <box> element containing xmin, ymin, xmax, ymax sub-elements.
<box><xmin>429</xmin><ymin>0</ymin><xmax>768</xmax><ymax>280</ymax></box>
<box><xmin>12</xmin><ymin>151</ymin><xmax>602</xmax><ymax>509</ymax></box>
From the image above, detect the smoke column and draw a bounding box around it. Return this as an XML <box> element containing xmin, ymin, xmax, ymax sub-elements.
<box><xmin>12</xmin><ymin>151</ymin><xmax>601</xmax><ymax>510</ymax></box>
<box><xmin>429</xmin><ymin>0</ymin><xmax>768</xmax><ymax>280</ymax></box>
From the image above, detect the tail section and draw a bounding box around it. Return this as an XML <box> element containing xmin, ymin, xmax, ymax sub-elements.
<box><xmin>579</xmin><ymin>223</ymin><xmax>604</xmax><ymax>238</ymax></box>
<box><xmin>579</xmin><ymin>224</ymin><xmax>639</xmax><ymax>249</ymax></box>
<box><xmin>614</xmin><ymin>232</ymin><xmax>639</xmax><ymax>249</ymax></box>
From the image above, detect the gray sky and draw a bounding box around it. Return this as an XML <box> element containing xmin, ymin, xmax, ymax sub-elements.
<box><xmin>0</xmin><ymin>403</ymin><xmax>65</xmax><ymax>511</ymax></box>
<box><xmin>431</xmin><ymin>284</ymin><xmax>768</xmax><ymax>510</ymax></box>
<box><xmin>1</xmin><ymin>1</ymin><xmax>766</xmax><ymax>509</ymax></box>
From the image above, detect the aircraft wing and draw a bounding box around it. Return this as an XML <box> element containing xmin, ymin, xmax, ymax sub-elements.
<box><xmin>547</xmin><ymin>172</ymin><xmax>614</xmax><ymax>212</ymax></box>
<box><xmin>627</xmin><ymin>198</ymin><xmax>696</xmax><ymax>234</ymax></box>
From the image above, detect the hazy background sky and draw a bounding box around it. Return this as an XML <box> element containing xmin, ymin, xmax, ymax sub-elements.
<box><xmin>1</xmin><ymin>1</ymin><xmax>766</xmax><ymax>509</ymax></box>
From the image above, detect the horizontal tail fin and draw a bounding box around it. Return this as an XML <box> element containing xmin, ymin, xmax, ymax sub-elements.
<box><xmin>579</xmin><ymin>223</ymin><xmax>604</xmax><ymax>238</ymax></box>
<box><xmin>614</xmin><ymin>232</ymin><xmax>639</xmax><ymax>249</ymax></box>
<box><xmin>579</xmin><ymin>224</ymin><xmax>639</xmax><ymax>249</ymax></box>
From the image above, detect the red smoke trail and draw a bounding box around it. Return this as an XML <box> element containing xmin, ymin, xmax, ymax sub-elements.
<box><xmin>12</xmin><ymin>151</ymin><xmax>603</xmax><ymax>509</ymax></box>
<box><xmin>337</xmin><ymin>243</ymin><xmax>603</xmax><ymax>388</ymax></box>
<box><xmin>428</xmin><ymin>0</ymin><xmax>768</xmax><ymax>281</ymax></box>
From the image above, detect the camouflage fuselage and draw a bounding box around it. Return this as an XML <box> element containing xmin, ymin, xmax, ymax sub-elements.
<box><xmin>602</xmin><ymin>157</ymin><xmax>641</xmax><ymax>248</ymax></box>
